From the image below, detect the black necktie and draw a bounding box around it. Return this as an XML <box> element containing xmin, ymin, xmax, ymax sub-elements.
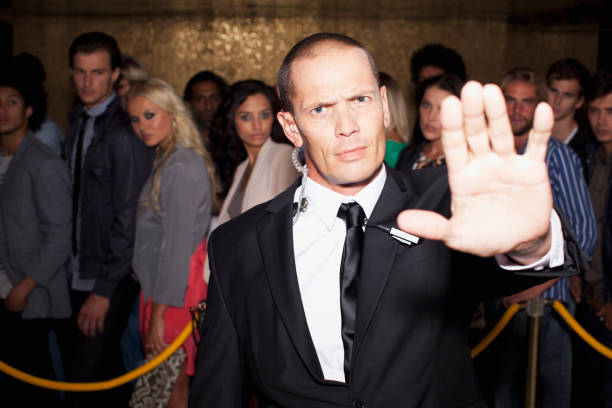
<box><xmin>337</xmin><ymin>201</ymin><xmax>366</xmax><ymax>383</ymax></box>
<box><xmin>72</xmin><ymin>112</ymin><xmax>89</xmax><ymax>255</ymax></box>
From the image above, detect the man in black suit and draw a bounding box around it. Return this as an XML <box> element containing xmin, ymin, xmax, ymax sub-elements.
<box><xmin>189</xmin><ymin>33</ymin><xmax>577</xmax><ymax>408</ymax></box>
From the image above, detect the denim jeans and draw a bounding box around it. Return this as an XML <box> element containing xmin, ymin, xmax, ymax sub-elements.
<box><xmin>480</xmin><ymin>299</ymin><xmax>573</xmax><ymax>408</ymax></box>
<box><xmin>120</xmin><ymin>296</ymin><xmax>144</xmax><ymax>387</ymax></box>
<box><xmin>571</xmin><ymin>301</ymin><xmax>612</xmax><ymax>408</ymax></box>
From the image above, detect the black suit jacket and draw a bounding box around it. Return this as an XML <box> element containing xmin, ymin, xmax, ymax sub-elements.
<box><xmin>190</xmin><ymin>166</ymin><xmax>577</xmax><ymax>408</ymax></box>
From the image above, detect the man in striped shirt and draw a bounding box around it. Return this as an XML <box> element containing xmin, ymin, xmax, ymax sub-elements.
<box><xmin>480</xmin><ymin>67</ymin><xmax>596</xmax><ymax>408</ymax></box>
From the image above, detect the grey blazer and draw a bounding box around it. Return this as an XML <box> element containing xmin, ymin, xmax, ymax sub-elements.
<box><xmin>132</xmin><ymin>145</ymin><xmax>211</xmax><ymax>307</ymax></box>
<box><xmin>0</xmin><ymin>133</ymin><xmax>72</xmax><ymax>319</ymax></box>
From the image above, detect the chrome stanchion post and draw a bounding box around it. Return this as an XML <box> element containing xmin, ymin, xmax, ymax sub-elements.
<box><xmin>525</xmin><ymin>295</ymin><xmax>544</xmax><ymax>408</ymax></box>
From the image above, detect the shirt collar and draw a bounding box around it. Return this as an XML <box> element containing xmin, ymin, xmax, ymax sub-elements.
<box><xmin>84</xmin><ymin>92</ymin><xmax>117</xmax><ymax>117</ymax></box>
<box><xmin>0</xmin><ymin>131</ymin><xmax>33</xmax><ymax>156</ymax></box>
<box><xmin>298</xmin><ymin>165</ymin><xmax>387</xmax><ymax>230</ymax></box>
<box><xmin>563</xmin><ymin>125</ymin><xmax>579</xmax><ymax>145</ymax></box>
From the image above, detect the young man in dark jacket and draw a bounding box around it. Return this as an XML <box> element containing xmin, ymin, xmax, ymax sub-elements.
<box><xmin>572</xmin><ymin>69</ymin><xmax>612</xmax><ymax>408</ymax></box>
<box><xmin>60</xmin><ymin>32</ymin><xmax>153</xmax><ymax>407</ymax></box>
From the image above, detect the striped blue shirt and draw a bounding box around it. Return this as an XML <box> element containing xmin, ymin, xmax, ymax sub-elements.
<box><xmin>540</xmin><ymin>138</ymin><xmax>597</xmax><ymax>303</ymax></box>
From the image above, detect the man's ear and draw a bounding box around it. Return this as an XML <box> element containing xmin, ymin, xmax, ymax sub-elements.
<box><xmin>111</xmin><ymin>67</ymin><xmax>121</xmax><ymax>85</ymax></box>
<box><xmin>277</xmin><ymin>111</ymin><xmax>303</xmax><ymax>147</ymax></box>
<box><xmin>380</xmin><ymin>85</ymin><xmax>391</xmax><ymax>129</ymax></box>
<box><xmin>25</xmin><ymin>106</ymin><xmax>33</xmax><ymax>120</ymax></box>
<box><xmin>576</xmin><ymin>95</ymin><xmax>585</xmax><ymax>110</ymax></box>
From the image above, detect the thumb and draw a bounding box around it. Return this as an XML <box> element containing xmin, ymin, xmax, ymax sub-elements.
<box><xmin>397</xmin><ymin>209</ymin><xmax>449</xmax><ymax>242</ymax></box>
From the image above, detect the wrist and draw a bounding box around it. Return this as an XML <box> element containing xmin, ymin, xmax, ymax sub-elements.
<box><xmin>151</xmin><ymin>302</ymin><xmax>168</xmax><ymax>319</ymax></box>
<box><xmin>506</xmin><ymin>227</ymin><xmax>551</xmax><ymax>265</ymax></box>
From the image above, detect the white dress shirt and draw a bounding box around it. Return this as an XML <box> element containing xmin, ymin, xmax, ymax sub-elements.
<box><xmin>292</xmin><ymin>165</ymin><xmax>564</xmax><ymax>382</ymax></box>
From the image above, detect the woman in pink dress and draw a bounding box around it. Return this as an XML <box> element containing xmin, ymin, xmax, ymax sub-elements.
<box><xmin>127</xmin><ymin>78</ymin><xmax>216</xmax><ymax>407</ymax></box>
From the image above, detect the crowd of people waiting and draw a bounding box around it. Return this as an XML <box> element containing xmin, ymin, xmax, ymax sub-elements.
<box><xmin>0</xmin><ymin>31</ymin><xmax>610</xmax><ymax>408</ymax></box>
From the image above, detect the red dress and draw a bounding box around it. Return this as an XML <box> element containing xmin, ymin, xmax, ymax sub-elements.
<box><xmin>139</xmin><ymin>238</ymin><xmax>208</xmax><ymax>376</ymax></box>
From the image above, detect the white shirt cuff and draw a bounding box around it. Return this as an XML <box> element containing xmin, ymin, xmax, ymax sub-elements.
<box><xmin>494</xmin><ymin>209</ymin><xmax>564</xmax><ymax>271</ymax></box>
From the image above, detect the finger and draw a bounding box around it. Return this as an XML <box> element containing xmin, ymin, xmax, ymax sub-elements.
<box><xmin>482</xmin><ymin>84</ymin><xmax>515</xmax><ymax>156</ymax></box>
<box><xmin>524</xmin><ymin>102</ymin><xmax>553</xmax><ymax>162</ymax></box>
<box><xmin>440</xmin><ymin>95</ymin><xmax>468</xmax><ymax>174</ymax></box>
<box><xmin>152</xmin><ymin>340</ymin><xmax>162</xmax><ymax>356</ymax></box>
<box><xmin>82</xmin><ymin>317</ymin><xmax>93</xmax><ymax>337</ymax></box>
<box><xmin>461</xmin><ymin>81</ymin><xmax>491</xmax><ymax>157</ymax></box>
<box><xmin>145</xmin><ymin>340</ymin><xmax>154</xmax><ymax>356</ymax></box>
<box><xmin>96</xmin><ymin>315</ymin><xmax>104</xmax><ymax>335</ymax></box>
<box><xmin>89</xmin><ymin>318</ymin><xmax>98</xmax><ymax>338</ymax></box>
<box><xmin>397</xmin><ymin>209</ymin><xmax>450</xmax><ymax>242</ymax></box>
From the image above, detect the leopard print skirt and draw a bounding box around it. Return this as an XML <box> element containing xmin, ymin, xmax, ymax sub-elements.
<box><xmin>129</xmin><ymin>347</ymin><xmax>186</xmax><ymax>408</ymax></box>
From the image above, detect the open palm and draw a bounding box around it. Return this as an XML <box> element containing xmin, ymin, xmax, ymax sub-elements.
<box><xmin>398</xmin><ymin>81</ymin><xmax>553</xmax><ymax>261</ymax></box>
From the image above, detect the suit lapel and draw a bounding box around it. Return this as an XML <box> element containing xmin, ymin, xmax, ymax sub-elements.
<box><xmin>352</xmin><ymin>169</ymin><xmax>418</xmax><ymax>362</ymax></box>
<box><xmin>65</xmin><ymin>106</ymin><xmax>84</xmax><ymax>168</ymax></box>
<box><xmin>0</xmin><ymin>133</ymin><xmax>33</xmax><ymax>198</ymax></box>
<box><xmin>256</xmin><ymin>184</ymin><xmax>326</xmax><ymax>382</ymax></box>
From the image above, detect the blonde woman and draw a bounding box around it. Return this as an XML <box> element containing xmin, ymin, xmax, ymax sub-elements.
<box><xmin>127</xmin><ymin>78</ymin><xmax>215</xmax><ymax>407</ymax></box>
<box><xmin>379</xmin><ymin>72</ymin><xmax>410</xmax><ymax>167</ymax></box>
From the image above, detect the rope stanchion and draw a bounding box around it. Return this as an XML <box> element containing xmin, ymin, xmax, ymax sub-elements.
<box><xmin>552</xmin><ymin>300</ymin><xmax>612</xmax><ymax>360</ymax></box>
<box><xmin>4</xmin><ymin>299</ymin><xmax>611</xmax><ymax>393</ymax></box>
<box><xmin>470</xmin><ymin>303</ymin><xmax>521</xmax><ymax>358</ymax></box>
<box><xmin>0</xmin><ymin>320</ymin><xmax>193</xmax><ymax>391</ymax></box>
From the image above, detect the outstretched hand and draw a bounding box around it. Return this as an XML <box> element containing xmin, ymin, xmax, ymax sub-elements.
<box><xmin>397</xmin><ymin>81</ymin><xmax>553</xmax><ymax>263</ymax></box>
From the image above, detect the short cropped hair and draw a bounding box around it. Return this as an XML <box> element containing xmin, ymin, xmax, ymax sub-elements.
<box><xmin>587</xmin><ymin>69</ymin><xmax>612</xmax><ymax>102</ymax></box>
<box><xmin>120</xmin><ymin>54</ymin><xmax>148</xmax><ymax>84</ymax></box>
<box><xmin>500</xmin><ymin>67</ymin><xmax>547</xmax><ymax>102</ymax></box>
<box><xmin>69</xmin><ymin>32</ymin><xmax>122</xmax><ymax>70</ymax></box>
<box><xmin>183</xmin><ymin>70</ymin><xmax>228</xmax><ymax>102</ymax></box>
<box><xmin>277</xmin><ymin>32</ymin><xmax>379</xmax><ymax>113</ymax></box>
<box><xmin>410</xmin><ymin>43</ymin><xmax>467</xmax><ymax>85</ymax></box>
<box><xmin>546</xmin><ymin>58</ymin><xmax>591</xmax><ymax>96</ymax></box>
<box><xmin>0</xmin><ymin>57</ymin><xmax>46</xmax><ymax>131</ymax></box>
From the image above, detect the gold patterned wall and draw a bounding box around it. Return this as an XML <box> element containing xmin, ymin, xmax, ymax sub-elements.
<box><xmin>5</xmin><ymin>12</ymin><xmax>599</xmax><ymax>132</ymax></box>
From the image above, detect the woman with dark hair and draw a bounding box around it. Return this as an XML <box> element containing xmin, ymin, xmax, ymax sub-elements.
<box><xmin>211</xmin><ymin>79</ymin><xmax>297</xmax><ymax>225</ymax></box>
<box><xmin>396</xmin><ymin>74</ymin><xmax>465</xmax><ymax>171</ymax></box>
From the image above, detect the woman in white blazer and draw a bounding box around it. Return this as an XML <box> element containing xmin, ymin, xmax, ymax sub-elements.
<box><xmin>212</xmin><ymin>80</ymin><xmax>298</xmax><ymax>225</ymax></box>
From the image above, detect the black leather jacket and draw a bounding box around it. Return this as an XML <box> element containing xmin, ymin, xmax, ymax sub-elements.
<box><xmin>583</xmin><ymin>141</ymin><xmax>612</xmax><ymax>300</ymax></box>
<box><xmin>66</xmin><ymin>96</ymin><xmax>154</xmax><ymax>298</ymax></box>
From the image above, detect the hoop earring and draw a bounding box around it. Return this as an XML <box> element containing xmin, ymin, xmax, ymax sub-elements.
<box><xmin>291</xmin><ymin>146</ymin><xmax>307</xmax><ymax>175</ymax></box>
<box><xmin>292</xmin><ymin>146</ymin><xmax>309</xmax><ymax>225</ymax></box>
